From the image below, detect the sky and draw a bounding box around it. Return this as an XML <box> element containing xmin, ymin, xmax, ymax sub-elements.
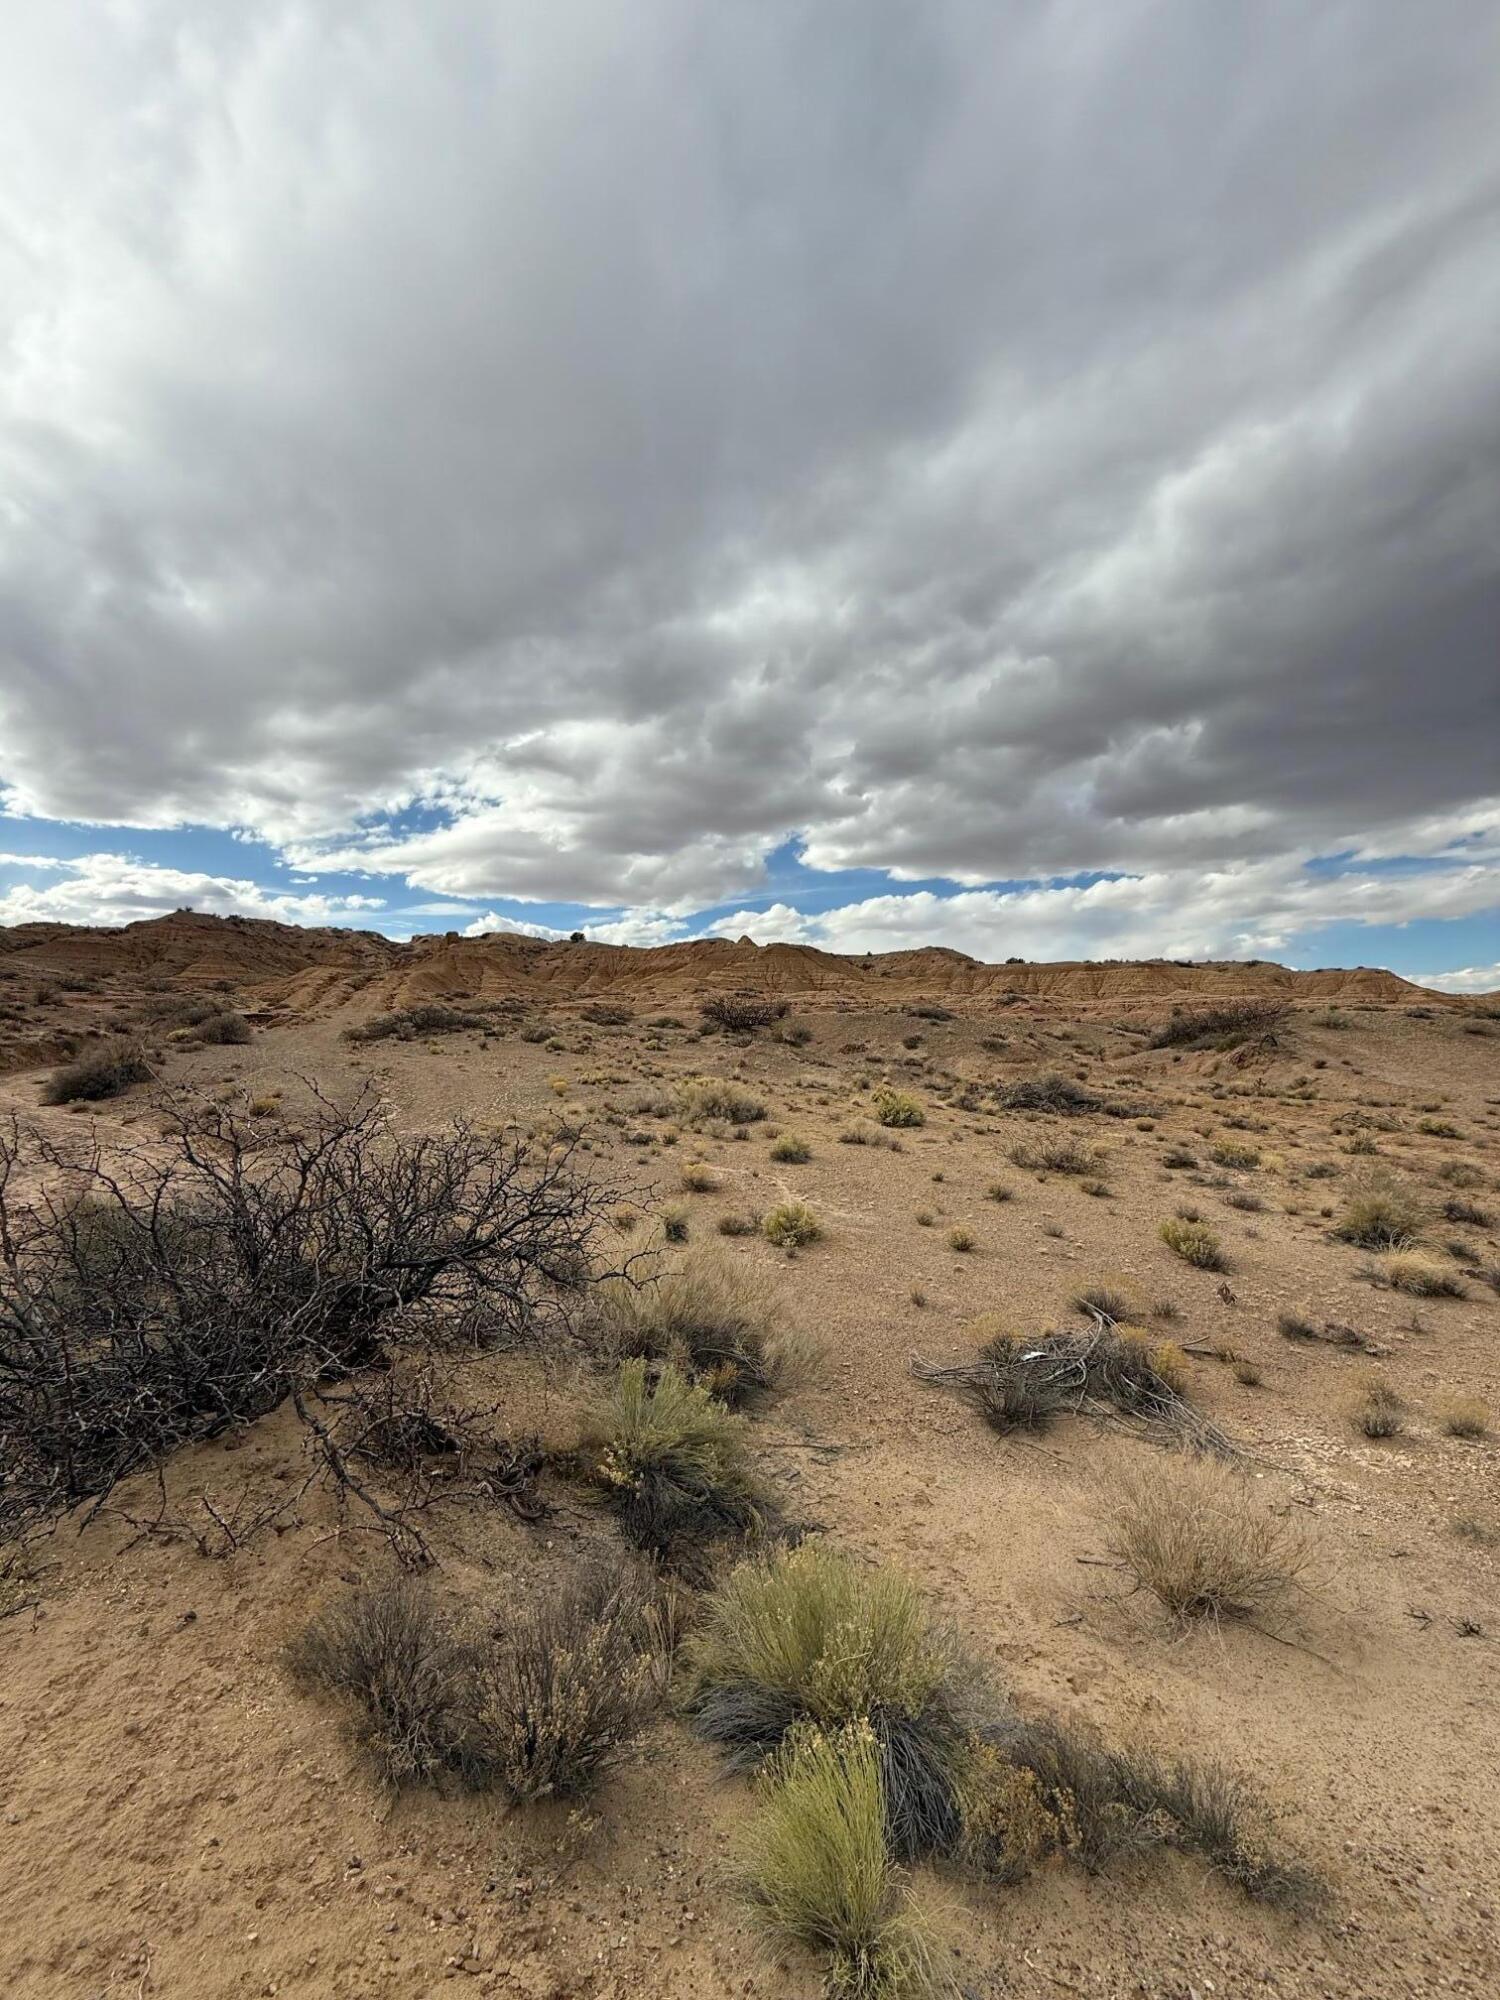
<box><xmin>1</xmin><ymin>2</ymin><xmax>1497</xmax><ymax>992</ymax></box>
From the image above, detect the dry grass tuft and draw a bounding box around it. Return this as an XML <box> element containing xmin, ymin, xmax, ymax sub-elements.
<box><xmin>764</xmin><ymin>1201</ymin><xmax>823</xmax><ymax>1249</ymax></box>
<box><xmin>1437</xmin><ymin>1395</ymin><xmax>1490</xmax><ymax>1439</ymax></box>
<box><xmin>1333</xmin><ymin>1173</ymin><xmax>1426</xmax><ymax>1250</ymax></box>
<box><xmin>1008</xmin><ymin>1135</ymin><xmax>1103</xmax><ymax>1176</ymax></box>
<box><xmin>1379</xmin><ymin>1252</ymin><xmax>1466</xmax><ymax>1298</ymax></box>
<box><xmin>1347</xmin><ymin>1376</ymin><xmax>1408</xmax><ymax>1439</ymax></box>
<box><xmin>1102</xmin><ymin>1454</ymin><xmax>1312</xmax><ymax>1624</ymax></box>
<box><xmin>873</xmin><ymin>1089</ymin><xmax>925</xmax><ymax>1129</ymax></box>
<box><xmin>676</xmin><ymin>1077</ymin><xmax>768</xmax><ymax>1126</ymax></box>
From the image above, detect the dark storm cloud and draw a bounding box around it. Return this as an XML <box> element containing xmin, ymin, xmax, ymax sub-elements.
<box><xmin>1</xmin><ymin>0</ymin><xmax>1497</xmax><ymax>924</ymax></box>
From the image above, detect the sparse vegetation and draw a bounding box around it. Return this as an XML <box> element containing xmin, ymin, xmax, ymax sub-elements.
<box><xmin>1437</xmin><ymin>1396</ymin><xmax>1490</xmax><ymax>1439</ymax></box>
<box><xmin>771</xmin><ymin>1133</ymin><xmax>812</xmax><ymax>1163</ymax></box>
<box><xmin>676</xmin><ymin>1076</ymin><xmax>768</xmax><ymax>1126</ymax></box>
<box><xmin>1150</xmin><ymin>1001</ymin><xmax>1287</xmax><ymax>1051</ymax></box>
<box><xmin>1349</xmin><ymin>1377</ymin><xmax>1408</xmax><ymax>1439</ymax></box>
<box><xmin>344</xmin><ymin>1003</ymin><xmax>483</xmax><ymax>1042</ymax></box>
<box><xmin>1008</xmin><ymin>1135</ymin><xmax>1102</xmax><ymax>1176</ymax></box>
<box><xmin>1379</xmin><ymin>1251</ymin><xmax>1465</xmax><ymax>1298</ymax></box>
<box><xmin>700</xmin><ymin>995</ymin><xmax>789</xmax><ymax>1033</ymax></box>
<box><xmin>1333</xmin><ymin>1173</ymin><xmax>1425</xmax><ymax>1249</ymax></box>
<box><xmin>590</xmin><ymin>1235</ymin><xmax>806</xmax><ymax>1402</ymax></box>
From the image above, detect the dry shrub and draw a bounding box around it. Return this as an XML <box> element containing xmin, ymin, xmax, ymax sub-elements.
<box><xmin>1008</xmin><ymin>1135</ymin><xmax>1102</xmax><ymax>1176</ymax></box>
<box><xmin>41</xmin><ymin>1042</ymin><xmax>150</xmax><ymax>1105</ymax></box>
<box><xmin>738</xmin><ymin>1723</ymin><xmax>940</xmax><ymax>1999</ymax></box>
<box><xmin>196</xmin><ymin>1010</ymin><xmax>252</xmax><ymax>1045</ymax></box>
<box><xmin>676</xmin><ymin>1076</ymin><xmax>767</xmax><ymax>1126</ymax></box>
<box><xmin>343</xmin><ymin>1003</ymin><xmax>483</xmax><ymax>1043</ymax></box>
<box><xmin>1380</xmin><ymin>1252</ymin><xmax>1465</xmax><ymax>1298</ymax></box>
<box><xmin>1210</xmin><ymin>1139</ymin><xmax>1261</xmax><ymax>1170</ymax></box>
<box><xmin>764</xmin><ymin>1201</ymin><xmax>822</xmax><ymax>1249</ymax></box>
<box><xmin>591</xmin><ymin>1233</ymin><xmax>812</xmax><ymax>1403</ymax></box>
<box><xmin>289</xmin><ymin>1576</ymin><xmax>485</xmax><ymax>1787</ymax></box>
<box><xmin>700</xmin><ymin>995</ymin><xmax>789</xmax><ymax>1033</ymax></box>
<box><xmin>684</xmin><ymin>1544</ymin><xmax>977</xmax><ymax>1860</ymax></box>
<box><xmin>1150</xmin><ymin>1001</ymin><xmax>1287</xmax><ymax>1050</ymax></box>
<box><xmin>679</xmin><ymin>1160</ymin><xmax>720</xmax><ymax>1192</ymax></box>
<box><xmin>1348</xmin><ymin>1377</ymin><xmax>1407</xmax><ymax>1438</ymax></box>
<box><xmin>1333</xmin><ymin>1173</ymin><xmax>1425</xmax><ymax>1249</ymax></box>
<box><xmin>770</xmin><ymin>1133</ymin><xmax>812</xmax><ymax>1163</ymax></box>
<box><xmin>580</xmin><ymin>1359</ymin><xmax>771</xmax><ymax>1562</ymax></box>
<box><xmin>474</xmin><ymin>1568</ymin><xmax>659</xmax><ymax>1800</ymax></box>
<box><xmin>1102</xmin><ymin>1454</ymin><xmax>1312</xmax><ymax>1624</ymax></box>
<box><xmin>1437</xmin><ymin>1396</ymin><xmax>1490</xmax><ymax>1439</ymax></box>
<box><xmin>1158</xmin><ymin>1217</ymin><xmax>1228</xmax><ymax>1270</ymax></box>
<box><xmin>839</xmin><ymin>1123</ymin><xmax>902</xmax><ymax>1149</ymax></box>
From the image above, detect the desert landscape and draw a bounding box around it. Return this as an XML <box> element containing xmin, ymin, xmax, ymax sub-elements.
<box><xmin>0</xmin><ymin>913</ymin><xmax>1495</xmax><ymax>1999</ymax></box>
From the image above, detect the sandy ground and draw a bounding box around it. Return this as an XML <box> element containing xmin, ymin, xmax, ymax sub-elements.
<box><xmin>1</xmin><ymin>951</ymin><xmax>1497</xmax><ymax>1998</ymax></box>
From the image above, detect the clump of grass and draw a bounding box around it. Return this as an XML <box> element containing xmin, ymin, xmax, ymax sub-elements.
<box><xmin>474</xmin><ymin>1569</ymin><xmax>659</xmax><ymax>1801</ymax></box>
<box><xmin>1158</xmin><ymin>1218</ymin><xmax>1228</xmax><ymax>1270</ymax></box>
<box><xmin>580</xmin><ymin>1360</ymin><xmax>771</xmax><ymax>1561</ymax></box>
<box><xmin>873</xmin><ymin>1089</ymin><xmax>925</xmax><ymax>1129</ymax></box>
<box><xmin>770</xmin><ymin>1133</ymin><xmax>812</xmax><ymax>1163</ymax></box>
<box><xmin>839</xmin><ymin>1122</ymin><xmax>901</xmax><ymax>1149</ymax></box>
<box><xmin>946</xmin><ymin>1226</ymin><xmax>975</xmax><ymax>1253</ymax></box>
<box><xmin>1348</xmin><ymin>1376</ymin><xmax>1407</xmax><ymax>1439</ymax></box>
<box><xmin>1443</xmin><ymin>1196</ymin><xmax>1492</xmax><ymax>1226</ymax></box>
<box><xmin>1277</xmin><ymin>1311</ymin><xmax>1318</xmax><ymax>1342</ymax></box>
<box><xmin>1380</xmin><ymin>1252</ymin><xmax>1466</xmax><ymax>1298</ymax></box>
<box><xmin>984</xmin><ymin>1181</ymin><xmax>1013</xmax><ymax>1202</ymax></box>
<box><xmin>1008</xmin><ymin>1136</ymin><xmax>1102</xmax><ymax>1176</ymax></box>
<box><xmin>660</xmin><ymin>1203</ymin><xmax>690</xmax><ymax>1242</ymax></box>
<box><xmin>764</xmin><ymin>1201</ymin><xmax>822</xmax><ymax>1249</ymax></box>
<box><xmin>676</xmin><ymin>1076</ymin><xmax>767</xmax><ymax>1126</ymax></box>
<box><xmin>1073</xmin><ymin>1281</ymin><xmax>1144</xmax><ymax>1324</ymax></box>
<box><xmin>289</xmin><ymin>1576</ymin><xmax>485</xmax><ymax>1787</ymax></box>
<box><xmin>683</xmin><ymin>1543</ymin><xmax>976</xmax><ymax>1859</ymax></box>
<box><xmin>1437</xmin><ymin>1396</ymin><xmax>1490</xmax><ymax>1439</ymax></box>
<box><xmin>738</xmin><ymin>1722</ymin><xmax>940</xmax><ymax>1999</ymax></box>
<box><xmin>1102</xmin><ymin>1456</ymin><xmax>1312</xmax><ymax>1625</ymax></box>
<box><xmin>717</xmin><ymin>1211</ymin><xmax>761</xmax><ymax>1237</ymax></box>
<box><xmin>591</xmin><ymin>1235</ymin><xmax>809</xmax><ymax>1403</ymax></box>
<box><xmin>1210</xmin><ymin>1140</ymin><xmax>1261</xmax><ymax>1170</ymax></box>
<box><xmin>42</xmin><ymin>1042</ymin><xmax>151</xmax><ymax>1105</ymax></box>
<box><xmin>680</xmin><ymin>1160</ymin><xmax>720</xmax><ymax>1193</ymax></box>
<box><xmin>1162</xmin><ymin>1147</ymin><xmax>1197</xmax><ymax>1169</ymax></box>
<box><xmin>1333</xmin><ymin>1173</ymin><xmax>1425</xmax><ymax>1250</ymax></box>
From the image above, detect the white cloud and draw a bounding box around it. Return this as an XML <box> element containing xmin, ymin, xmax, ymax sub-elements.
<box><xmin>0</xmin><ymin>2</ymin><xmax>1496</xmax><ymax>933</ymax></box>
<box><xmin>1416</xmin><ymin>962</ymin><xmax>1500</xmax><ymax>994</ymax></box>
<box><xmin>0</xmin><ymin>853</ymin><xmax>384</xmax><ymax>930</ymax></box>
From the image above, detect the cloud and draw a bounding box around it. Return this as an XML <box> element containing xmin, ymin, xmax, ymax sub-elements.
<box><xmin>460</xmin><ymin>908</ymin><xmax>688</xmax><ymax>948</ymax></box>
<box><xmin>1</xmin><ymin>4</ymin><xmax>1497</xmax><ymax>931</ymax></box>
<box><xmin>1417</xmin><ymin>962</ymin><xmax>1500</xmax><ymax>994</ymax></box>
<box><xmin>0</xmin><ymin>853</ymin><xmax>384</xmax><ymax>930</ymax></box>
<box><xmin>704</xmin><ymin>854</ymin><xmax>1500</xmax><ymax>963</ymax></box>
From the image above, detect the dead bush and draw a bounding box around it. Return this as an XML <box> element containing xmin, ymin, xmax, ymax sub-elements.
<box><xmin>1150</xmin><ymin>1002</ymin><xmax>1287</xmax><ymax>1051</ymax></box>
<box><xmin>700</xmin><ymin>995</ymin><xmax>788</xmax><ymax>1033</ymax></box>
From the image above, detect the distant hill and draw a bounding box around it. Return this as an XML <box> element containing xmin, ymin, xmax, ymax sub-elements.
<box><xmin>0</xmin><ymin>910</ymin><xmax>1459</xmax><ymax>1017</ymax></box>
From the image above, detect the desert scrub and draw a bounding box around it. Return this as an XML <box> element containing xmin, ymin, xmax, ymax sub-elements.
<box><xmin>42</xmin><ymin>1041</ymin><xmax>150</xmax><ymax>1105</ymax></box>
<box><xmin>1437</xmin><ymin>1396</ymin><xmax>1490</xmax><ymax>1439</ymax></box>
<box><xmin>590</xmin><ymin>1234</ymin><xmax>811</xmax><ymax>1403</ymax></box>
<box><xmin>764</xmin><ymin>1201</ymin><xmax>822</xmax><ymax>1249</ymax></box>
<box><xmin>1379</xmin><ymin>1252</ymin><xmax>1465</xmax><ymax>1298</ymax></box>
<box><xmin>1158</xmin><ymin>1218</ymin><xmax>1228</xmax><ymax>1270</ymax></box>
<box><xmin>1210</xmin><ymin>1139</ymin><xmax>1261</xmax><ymax>1171</ymax></box>
<box><xmin>473</xmin><ymin>1569</ymin><xmax>659</xmax><ymax>1801</ymax></box>
<box><xmin>1333</xmin><ymin>1173</ymin><xmax>1425</xmax><ymax>1250</ymax></box>
<box><xmin>946</xmin><ymin>1226</ymin><xmax>975</xmax><ymax>1253</ymax></box>
<box><xmin>770</xmin><ymin>1133</ymin><xmax>812</xmax><ymax>1163</ymax></box>
<box><xmin>289</xmin><ymin>1576</ymin><xmax>486</xmax><ymax>1788</ymax></box>
<box><xmin>1007</xmin><ymin>1136</ymin><xmax>1102</xmax><ymax>1176</ymax></box>
<box><xmin>738</xmin><ymin>1722</ymin><xmax>940</xmax><ymax>1999</ymax></box>
<box><xmin>679</xmin><ymin>1160</ymin><xmax>720</xmax><ymax>1193</ymax></box>
<box><xmin>1102</xmin><ymin>1455</ymin><xmax>1312</xmax><ymax>1625</ymax></box>
<box><xmin>872</xmin><ymin>1088</ymin><xmax>925</xmax><ymax>1129</ymax></box>
<box><xmin>580</xmin><ymin>1359</ymin><xmax>771</xmax><ymax>1561</ymax></box>
<box><xmin>683</xmin><ymin>1543</ymin><xmax>977</xmax><ymax>1859</ymax></box>
<box><xmin>676</xmin><ymin>1076</ymin><xmax>767</xmax><ymax>1127</ymax></box>
<box><xmin>1348</xmin><ymin>1376</ymin><xmax>1407</xmax><ymax>1439</ymax></box>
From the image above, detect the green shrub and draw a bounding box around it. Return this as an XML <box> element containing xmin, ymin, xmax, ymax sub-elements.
<box><xmin>872</xmin><ymin>1089</ymin><xmax>925</xmax><ymax>1129</ymax></box>
<box><xmin>739</xmin><ymin>1723</ymin><xmax>939</xmax><ymax>1999</ymax></box>
<box><xmin>764</xmin><ymin>1201</ymin><xmax>822</xmax><ymax>1249</ymax></box>
<box><xmin>580</xmin><ymin>1360</ymin><xmax>770</xmax><ymax>1560</ymax></box>
<box><xmin>683</xmin><ymin>1543</ymin><xmax>973</xmax><ymax>1858</ymax></box>
<box><xmin>1158</xmin><ymin>1218</ymin><xmax>1227</xmax><ymax>1270</ymax></box>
